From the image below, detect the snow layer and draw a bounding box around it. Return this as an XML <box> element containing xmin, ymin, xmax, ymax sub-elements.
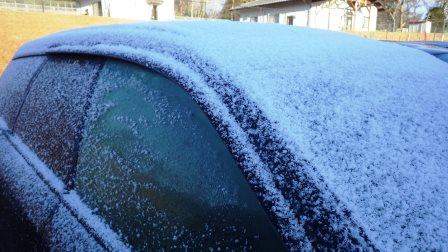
<box><xmin>14</xmin><ymin>22</ymin><xmax>448</xmax><ymax>250</ymax></box>
<box><xmin>0</xmin><ymin>57</ymin><xmax>45</xmax><ymax>126</ymax></box>
<box><xmin>0</xmin><ymin>117</ymin><xmax>129</xmax><ymax>251</ymax></box>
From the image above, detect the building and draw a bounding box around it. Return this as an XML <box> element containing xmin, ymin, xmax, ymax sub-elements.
<box><xmin>408</xmin><ymin>20</ymin><xmax>432</xmax><ymax>33</ymax></box>
<box><xmin>233</xmin><ymin>0</ymin><xmax>379</xmax><ymax>32</ymax></box>
<box><xmin>0</xmin><ymin>0</ymin><xmax>174</xmax><ymax>20</ymax></box>
<box><xmin>0</xmin><ymin>0</ymin><xmax>78</xmax><ymax>14</ymax></box>
<box><xmin>78</xmin><ymin>0</ymin><xmax>174</xmax><ymax>21</ymax></box>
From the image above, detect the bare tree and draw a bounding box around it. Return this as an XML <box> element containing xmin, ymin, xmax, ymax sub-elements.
<box><xmin>406</xmin><ymin>0</ymin><xmax>423</xmax><ymax>20</ymax></box>
<box><xmin>376</xmin><ymin>0</ymin><xmax>406</xmax><ymax>30</ymax></box>
<box><xmin>220</xmin><ymin>0</ymin><xmax>252</xmax><ymax>20</ymax></box>
<box><xmin>444</xmin><ymin>0</ymin><xmax>448</xmax><ymax>32</ymax></box>
<box><xmin>432</xmin><ymin>0</ymin><xmax>448</xmax><ymax>13</ymax></box>
<box><xmin>345</xmin><ymin>0</ymin><xmax>371</xmax><ymax>30</ymax></box>
<box><xmin>428</xmin><ymin>0</ymin><xmax>448</xmax><ymax>32</ymax></box>
<box><xmin>300</xmin><ymin>0</ymin><xmax>312</xmax><ymax>27</ymax></box>
<box><xmin>175</xmin><ymin>0</ymin><xmax>187</xmax><ymax>16</ymax></box>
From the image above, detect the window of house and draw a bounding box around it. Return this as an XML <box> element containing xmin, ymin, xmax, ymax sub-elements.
<box><xmin>268</xmin><ymin>14</ymin><xmax>279</xmax><ymax>23</ymax></box>
<box><xmin>274</xmin><ymin>14</ymin><xmax>280</xmax><ymax>23</ymax></box>
<box><xmin>287</xmin><ymin>16</ymin><xmax>294</xmax><ymax>25</ymax></box>
<box><xmin>363</xmin><ymin>16</ymin><xmax>369</xmax><ymax>29</ymax></box>
<box><xmin>344</xmin><ymin>9</ymin><xmax>353</xmax><ymax>30</ymax></box>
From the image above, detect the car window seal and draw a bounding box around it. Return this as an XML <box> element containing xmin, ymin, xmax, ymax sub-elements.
<box><xmin>68</xmin><ymin>58</ymin><xmax>106</xmax><ymax>191</ymax></box>
<box><xmin>12</xmin><ymin>58</ymin><xmax>49</xmax><ymax>132</ymax></box>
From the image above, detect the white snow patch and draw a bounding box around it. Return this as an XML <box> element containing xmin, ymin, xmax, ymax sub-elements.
<box><xmin>0</xmin><ymin>117</ymin><xmax>7</xmax><ymax>130</ymax></box>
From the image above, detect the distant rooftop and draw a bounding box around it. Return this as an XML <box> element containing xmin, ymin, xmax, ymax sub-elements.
<box><xmin>233</xmin><ymin>0</ymin><xmax>383</xmax><ymax>10</ymax></box>
<box><xmin>232</xmin><ymin>0</ymin><xmax>292</xmax><ymax>10</ymax></box>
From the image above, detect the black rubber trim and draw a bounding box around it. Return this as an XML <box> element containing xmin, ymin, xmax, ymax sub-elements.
<box><xmin>67</xmin><ymin>57</ymin><xmax>106</xmax><ymax>191</ymax></box>
<box><xmin>12</xmin><ymin>58</ymin><xmax>49</xmax><ymax>132</ymax></box>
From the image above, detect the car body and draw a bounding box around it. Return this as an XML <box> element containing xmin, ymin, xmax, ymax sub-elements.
<box><xmin>0</xmin><ymin>22</ymin><xmax>447</xmax><ymax>251</ymax></box>
<box><xmin>396</xmin><ymin>41</ymin><xmax>448</xmax><ymax>63</ymax></box>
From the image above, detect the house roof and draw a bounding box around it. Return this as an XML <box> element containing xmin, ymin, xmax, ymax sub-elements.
<box><xmin>232</xmin><ymin>0</ymin><xmax>293</xmax><ymax>10</ymax></box>
<box><xmin>13</xmin><ymin>21</ymin><xmax>448</xmax><ymax>250</ymax></box>
<box><xmin>233</xmin><ymin>0</ymin><xmax>383</xmax><ymax>10</ymax></box>
<box><xmin>408</xmin><ymin>19</ymin><xmax>430</xmax><ymax>24</ymax></box>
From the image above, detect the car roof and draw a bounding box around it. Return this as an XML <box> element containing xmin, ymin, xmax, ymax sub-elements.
<box><xmin>13</xmin><ymin>21</ymin><xmax>448</xmax><ymax>250</ymax></box>
<box><xmin>396</xmin><ymin>41</ymin><xmax>448</xmax><ymax>55</ymax></box>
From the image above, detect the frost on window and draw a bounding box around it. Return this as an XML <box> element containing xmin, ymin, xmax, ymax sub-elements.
<box><xmin>0</xmin><ymin>57</ymin><xmax>45</xmax><ymax>127</ymax></box>
<box><xmin>75</xmin><ymin>59</ymin><xmax>285</xmax><ymax>250</ymax></box>
<box><xmin>14</xmin><ymin>56</ymin><xmax>103</xmax><ymax>187</ymax></box>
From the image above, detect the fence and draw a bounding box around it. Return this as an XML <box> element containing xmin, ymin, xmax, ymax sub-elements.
<box><xmin>0</xmin><ymin>0</ymin><xmax>78</xmax><ymax>14</ymax></box>
<box><xmin>349</xmin><ymin>19</ymin><xmax>447</xmax><ymax>41</ymax></box>
<box><xmin>347</xmin><ymin>31</ymin><xmax>447</xmax><ymax>41</ymax></box>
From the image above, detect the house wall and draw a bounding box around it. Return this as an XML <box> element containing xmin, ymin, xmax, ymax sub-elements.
<box><xmin>237</xmin><ymin>0</ymin><xmax>377</xmax><ymax>31</ymax></box>
<box><xmin>78</xmin><ymin>0</ymin><xmax>99</xmax><ymax>15</ymax></box>
<box><xmin>409</xmin><ymin>21</ymin><xmax>432</xmax><ymax>33</ymax></box>
<box><xmin>78</xmin><ymin>0</ymin><xmax>174</xmax><ymax>20</ymax></box>
<box><xmin>353</xmin><ymin>5</ymin><xmax>377</xmax><ymax>31</ymax></box>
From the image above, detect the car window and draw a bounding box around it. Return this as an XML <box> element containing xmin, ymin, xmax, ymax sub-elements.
<box><xmin>0</xmin><ymin>57</ymin><xmax>46</xmax><ymax>127</ymax></box>
<box><xmin>14</xmin><ymin>55</ymin><xmax>103</xmax><ymax>188</ymax></box>
<box><xmin>75</xmin><ymin>59</ymin><xmax>285</xmax><ymax>250</ymax></box>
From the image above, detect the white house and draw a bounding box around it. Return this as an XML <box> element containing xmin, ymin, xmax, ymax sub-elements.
<box><xmin>408</xmin><ymin>20</ymin><xmax>432</xmax><ymax>33</ymax></box>
<box><xmin>233</xmin><ymin>0</ymin><xmax>378</xmax><ymax>32</ymax></box>
<box><xmin>78</xmin><ymin>0</ymin><xmax>174</xmax><ymax>21</ymax></box>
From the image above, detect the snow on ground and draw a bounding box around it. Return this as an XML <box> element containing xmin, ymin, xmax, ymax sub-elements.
<box><xmin>13</xmin><ymin>21</ymin><xmax>448</xmax><ymax>250</ymax></box>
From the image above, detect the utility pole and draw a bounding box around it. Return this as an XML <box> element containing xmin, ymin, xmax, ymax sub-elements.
<box><xmin>231</xmin><ymin>0</ymin><xmax>234</xmax><ymax>20</ymax></box>
<box><xmin>146</xmin><ymin>0</ymin><xmax>163</xmax><ymax>20</ymax></box>
<box><xmin>442</xmin><ymin>19</ymin><xmax>446</xmax><ymax>41</ymax></box>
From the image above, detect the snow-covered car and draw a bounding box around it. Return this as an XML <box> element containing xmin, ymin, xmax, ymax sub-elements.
<box><xmin>396</xmin><ymin>41</ymin><xmax>448</xmax><ymax>63</ymax></box>
<box><xmin>0</xmin><ymin>22</ymin><xmax>447</xmax><ymax>251</ymax></box>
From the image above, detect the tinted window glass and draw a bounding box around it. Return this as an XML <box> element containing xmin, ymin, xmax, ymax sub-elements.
<box><xmin>75</xmin><ymin>59</ymin><xmax>285</xmax><ymax>250</ymax></box>
<box><xmin>0</xmin><ymin>57</ymin><xmax>46</xmax><ymax>127</ymax></box>
<box><xmin>14</xmin><ymin>56</ymin><xmax>103</xmax><ymax>187</ymax></box>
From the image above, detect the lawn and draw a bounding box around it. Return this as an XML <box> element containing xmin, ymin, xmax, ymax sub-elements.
<box><xmin>0</xmin><ymin>10</ymin><xmax>130</xmax><ymax>74</ymax></box>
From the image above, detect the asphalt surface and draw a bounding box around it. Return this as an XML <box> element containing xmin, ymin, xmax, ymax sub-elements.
<box><xmin>0</xmin><ymin>184</ymin><xmax>46</xmax><ymax>251</ymax></box>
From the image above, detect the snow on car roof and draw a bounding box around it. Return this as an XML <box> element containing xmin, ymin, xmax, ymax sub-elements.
<box><xmin>14</xmin><ymin>21</ymin><xmax>448</xmax><ymax>250</ymax></box>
